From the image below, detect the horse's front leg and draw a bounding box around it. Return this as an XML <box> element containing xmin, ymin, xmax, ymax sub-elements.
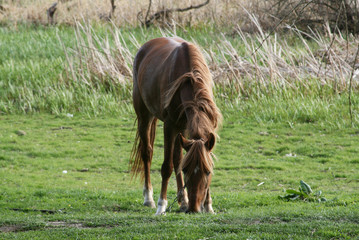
<box><xmin>203</xmin><ymin>188</ymin><xmax>214</xmax><ymax>214</ymax></box>
<box><xmin>156</xmin><ymin>123</ymin><xmax>175</xmax><ymax>215</ymax></box>
<box><xmin>173</xmin><ymin>134</ymin><xmax>188</xmax><ymax>212</ymax></box>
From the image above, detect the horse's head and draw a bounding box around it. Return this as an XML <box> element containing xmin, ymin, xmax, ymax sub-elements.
<box><xmin>178</xmin><ymin>133</ymin><xmax>215</xmax><ymax>213</ymax></box>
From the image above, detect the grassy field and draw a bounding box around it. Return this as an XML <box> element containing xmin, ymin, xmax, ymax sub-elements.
<box><xmin>0</xmin><ymin>22</ymin><xmax>359</xmax><ymax>239</ymax></box>
<box><xmin>1</xmin><ymin>113</ymin><xmax>358</xmax><ymax>239</ymax></box>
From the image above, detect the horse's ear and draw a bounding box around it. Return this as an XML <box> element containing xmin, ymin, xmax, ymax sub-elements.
<box><xmin>205</xmin><ymin>133</ymin><xmax>216</xmax><ymax>151</ymax></box>
<box><xmin>178</xmin><ymin>133</ymin><xmax>192</xmax><ymax>151</ymax></box>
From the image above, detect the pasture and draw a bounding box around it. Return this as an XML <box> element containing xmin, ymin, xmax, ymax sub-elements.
<box><xmin>1</xmin><ymin>113</ymin><xmax>359</xmax><ymax>239</ymax></box>
<box><xmin>1</xmin><ymin>15</ymin><xmax>359</xmax><ymax>239</ymax></box>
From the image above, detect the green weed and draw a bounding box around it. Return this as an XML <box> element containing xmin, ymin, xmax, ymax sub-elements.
<box><xmin>280</xmin><ymin>180</ymin><xmax>327</xmax><ymax>202</ymax></box>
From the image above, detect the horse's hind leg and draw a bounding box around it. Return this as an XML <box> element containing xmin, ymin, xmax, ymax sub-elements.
<box><xmin>133</xmin><ymin>88</ymin><xmax>157</xmax><ymax>208</ymax></box>
<box><xmin>136</xmin><ymin>116</ymin><xmax>157</xmax><ymax>208</ymax></box>
<box><xmin>137</xmin><ymin>116</ymin><xmax>157</xmax><ymax>208</ymax></box>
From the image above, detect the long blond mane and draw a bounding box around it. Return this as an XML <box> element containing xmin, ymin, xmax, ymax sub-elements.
<box><xmin>164</xmin><ymin>42</ymin><xmax>222</xmax><ymax>135</ymax></box>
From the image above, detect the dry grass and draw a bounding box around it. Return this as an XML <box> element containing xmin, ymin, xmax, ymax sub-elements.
<box><xmin>62</xmin><ymin>17</ymin><xmax>359</xmax><ymax>97</ymax></box>
<box><xmin>210</xmin><ymin>24</ymin><xmax>359</xmax><ymax>95</ymax></box>
<box><xmin>2</xmin><ymin>0</ymin><xmax>358</xmax><ymax>35</ymax></box>
<box><xmin>60</xmin><ymin>22</ymin><xmax>133</xmax><ymax>87</ymax></box>
<box><xmin>0</xmin><ymin>0</ymin><xmax>255</xmax><ymax>27</ymax></box>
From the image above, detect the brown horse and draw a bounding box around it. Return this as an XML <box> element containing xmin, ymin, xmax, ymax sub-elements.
<box><xmin>131</xmin><ymin>37</ymin><xmax>221</xmax><ymax>215</ymax></box>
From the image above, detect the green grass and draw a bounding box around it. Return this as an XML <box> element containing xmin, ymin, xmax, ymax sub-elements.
<box><xmin>0</xmin><ymin>114</ymin><xmax>358</xmax><ymax>239</ymax></box>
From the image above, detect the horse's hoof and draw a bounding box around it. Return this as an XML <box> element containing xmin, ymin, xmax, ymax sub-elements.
<box><xmin>143</xmin><ymin>201</ymin><xmax>156</xmax><ymax>208</ymax></box>
<box><xmin>155</xmin><ymin>211</ymin><xmax>166</xmax><ymax>216</ymax></box>
<box><xmin>207</xmin><ymin>209</ymin><xmax>215</xmax><ymax>214</ymax></box>
<box><xmin>204</xmin><ymin>205</ymin><xmax>215</xmax><ymax>214</ymax></box>
<box><xmin>155</xmin><ymin>198</ymin><xmax>167</xmax><ymax>215</ymax></box>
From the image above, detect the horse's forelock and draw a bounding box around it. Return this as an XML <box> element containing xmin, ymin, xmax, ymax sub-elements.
<box><xmin>179</xmin><ymin>139</ymin><xmax>214</xmax><ymax>185</ymax></box>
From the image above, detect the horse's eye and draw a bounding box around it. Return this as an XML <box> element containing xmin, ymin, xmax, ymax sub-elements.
<box><xmin>206</xmin><ymin>171</ymin><xmax>211</xmax><ymax>176</ymax></box>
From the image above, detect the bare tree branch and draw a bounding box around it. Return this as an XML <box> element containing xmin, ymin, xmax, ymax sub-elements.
<box><xmin>47</xmin><ymin>2</ymin><xmax>57</xmax><ymax>25</ymax></box>
<box><xmin>316</xmin><ymin>0</ymin><xmax>344</xmax><ymax>81</ymax></box>
<box><xmin>348</xmin><ymin>44</ymin><xmax>359</xmax><ymax>126</ymax></box>
<box><xmin>264</xmin><ymin>0</ymin><xmax>359</xmax><ymax>34</ymax></box>
<box><xmin>0</xmin><ymin>5</ymin><xmax>6</xmax><ymax>12</ymax></box>
<box><xmin>143</xmin><ymin>0</ymin><xmax>210</xmax><ymax>27</ymax></box>
<box><xmin>144</xmin><ymin>0</ymin><xmax>152</xmax><ymax>25</ymax></box>
<box><xmin>251</xmin><ymin>0</ymin><xmax>311</xmax><ymax>58</ymax></box>
<box><xmin>109</xmin><ymin>0</ymin><xmax>116</xmax><ymax>19</ymax></box>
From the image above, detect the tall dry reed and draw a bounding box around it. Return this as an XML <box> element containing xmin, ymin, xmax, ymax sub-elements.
<box><xmin>62</xmin><ymin>18</ymin><xmax>359</xmax><ymax>97</ymax></box>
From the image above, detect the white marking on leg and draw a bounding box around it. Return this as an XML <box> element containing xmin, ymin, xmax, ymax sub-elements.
<box><xmin>204</xmin><ymin>203</ymin><xmax>214</xmax><ymax>214</ymax></box>
<box><xmin>155</xmin><ymin>197</ymin><xmax>168</xmax><ymax>215</ymax></box>
<box><xmin>204</xmin><ymin>190</ymin><xmax>215</xmax><ymax>214</ymax></box>
<box><xmin>143</xmin><ymin>187</ymin><xmax>156</xmax><ymax>208</ymax></box>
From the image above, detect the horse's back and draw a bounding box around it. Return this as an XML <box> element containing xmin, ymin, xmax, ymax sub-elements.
<box><xmin>133</xmin><ymin>37</ymin><xmax>191</xmax><ymax>120</ymax></box>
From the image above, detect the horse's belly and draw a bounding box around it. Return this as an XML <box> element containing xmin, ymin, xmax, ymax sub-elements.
<box><xmin>142</xmin><ymin>94</ymin><xmax>163</xmax><ymax>119</ymax></box>
<box><xmin>139</xmin><ymin>75</ymin><xmax>165</xmax><ymax>120</ymax></box>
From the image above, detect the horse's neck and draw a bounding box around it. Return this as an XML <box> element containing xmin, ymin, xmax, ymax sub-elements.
<box><xmin>180</xmin><ymin>91</ymin><xmax>207</xmax><ymax>139</ymax></box>
<box><xmin>179</xmin><ymin>79</ymin><xmax>194</xmax><ymax>117</ymax></box>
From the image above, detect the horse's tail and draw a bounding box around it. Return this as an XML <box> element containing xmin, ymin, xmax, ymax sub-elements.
<box><xmin>130</xmin><ymin>118</ymin><xmax>157</xmax><ymax>180</ymax></box>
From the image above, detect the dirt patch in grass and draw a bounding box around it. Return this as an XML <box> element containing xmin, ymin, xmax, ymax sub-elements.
<box><xmin>0</xmin><ymin>221</ymin><xmax>91</xmax><ymax>233</ymax></box>
<box><xmin>0</xmin><ymin>225</ymin><xmax>23</xmax><ymax>233</ymax></box>
<box><xmin>46</xmin><ymin>221</ymin><xmax>90</xmax><ymax>229</ymax></box>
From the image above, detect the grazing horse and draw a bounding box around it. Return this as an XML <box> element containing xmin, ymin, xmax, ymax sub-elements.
<box><xmin>131</xmin><ymin>37</ymin><xmax>221</xmax><ymax>215</ymax></box>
